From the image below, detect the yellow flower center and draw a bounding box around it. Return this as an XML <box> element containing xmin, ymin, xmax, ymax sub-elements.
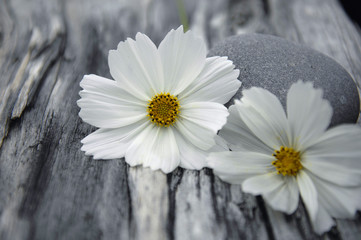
<box><xmin>272</xmin><ymin>146</ymin><xmax>302</xmax><ymax>176</ymax></box>
<box><xmin>147</xmin><ymin>93</ymin><xmax>180</xmax><ymax>127</ymax></box>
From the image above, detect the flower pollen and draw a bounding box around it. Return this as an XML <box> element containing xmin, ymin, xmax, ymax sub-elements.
<box><xmin>272</xmin><ymin>146</ymin><xmax>302</xmax><ymax>176</ymax></box>
<box><xmin>147</xmin><ymin>93</ymin><xmax>180</xmax><ymax>127</ymax></box>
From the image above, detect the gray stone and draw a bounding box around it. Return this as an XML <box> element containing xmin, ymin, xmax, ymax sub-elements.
<box><xmin>209</xmin><ymin>33</ymin><xmax>360</xmax><ymax>127</ymax></box>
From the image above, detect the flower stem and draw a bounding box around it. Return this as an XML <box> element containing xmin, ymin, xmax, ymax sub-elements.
<box><xmin>175</xmin><ymin>0</ymin><xmax>189</xmax><ymax>32</ymax></box>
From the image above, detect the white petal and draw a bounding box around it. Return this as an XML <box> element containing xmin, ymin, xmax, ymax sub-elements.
<box><xmin>243</xmin><ymin>173</ymin><xmax>299</xmax><ymax>214</ymax></box>
<box><xmin>309</xmin><ymin>172</ymin><xmax>361</xmax><ymax>219</ymax></box>
<box><xmin>78</xmin><ymin>75</ymin><xmax>147</xmax><ymax>128</ymax></box>
<box><xmin>108</xmin><ymin>33</ymin><xmax>163</xmax><ymax>99</ymax></box>
<box><xmin>175</xmin><ymin>132</ymin><xmax>207</xmax><ymax>170</ymax></box>
<box><xmin>297</xmin><ymin>170</ymin><xmax>318</xmax><ymax>222</ymax></box>
<box><xmin>78</xmin><ymin>101</ymin><xmax>147</xmax><ymax>129</ymax></box>
<box><xmin>303</xmin><ymin>124</ymin><xmax>361</xmax><ymax>187</ymax></box>
<box><xmin>81</xmin><ymin>120</ymin><xmax>148</xmax><ymax>159</ymax></box>
<box><xmin>158</xmin><ymin>26</ymin><xmax>207</xmax><ymax>95</ymax></box>
<box><xmin>235</xmin><ymin>88</ymin><xmax>290</xmax><ymax>149</ymax></box>
<box><xmin>306</xmin><ymin>124</ymin><xmax>361</xmax><ymax>168</ymax></box>
<box><xmin>242</xmin><ymin>173</ymin><xmax>283</xmax><ymax>195</ymax></box>
<box><xmin>179</xmin><ymin>56</ymin><xmax>241</xmax><ymax>104</ymax></box>
<box><xmin>219</xmin><ymin>102</ymin><xmax>274</xmax><ymax>154</ymax></box>
<box><xmin>144</xmin><ymin>127</ymin><xmax>180</xmax><ymax>173</ymax></box>
<box><xmin>214</xmin><ymin>135</ymin><xmax>229</xmax><ymax>150</ymax></box>
<box><xmin>175</xmin><ymin>133</ymin><xmax>226</xmax><ymax>170</ymax></box>
<box><xmin>124</xmin><ymin>124</ymin><xmax>152</xmax><ymax>167</ymax></box>
<box><xmin>79</xmin><ymin>74</ymin><xmax>143</xmax><ymax>106</ymax></box>
<box><xmin>311</xmin><ymin>204</ymin><xmax>335</xmax><ymax>235</ymax></box>
<box><xmin>180</xmin><ymin>102</ymin><xmax>229</xmax><ymax>133</ymax></box>
<box><xmin>125</xmin><ymin>125</ymin><xmax>180</xmax><ymax>173</ymax></box>
<box><xmin>287</xmin><ymin>81</ymin><xmax>332</xmax><ymax>150</ymax></box>
<box><xmin>208</xmin><ymin>151</ymin><xmax>274</xmax><ymax>184</ymax></box>
<box><xmin>263</xmin><ymin>176</ymin><xmax>299</xmax><ymax>214</ymax></box>
<box><xmin>303</xmin><ymin>155</ymin><xmax>361</xmax><ymax>187</ymax></box>
<box><xmin>175</xmin><ymin>119</ymin><xmax>215</xmax><ymax>150</ymax></box>
<box><xmin>175</xmin><ymin>102</ymin><xmax>228</xmax><ymax>150</ymax></box>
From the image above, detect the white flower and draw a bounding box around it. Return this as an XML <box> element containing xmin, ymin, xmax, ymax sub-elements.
<box><xmin>207</xmin><ymin>81</ymin><xmax>361</xmax><ymax>235</ymax></box>
<box><xmin>77</xmin><ymin>26</ymin><xmax>241</xmax><ymax>173</ymax></box>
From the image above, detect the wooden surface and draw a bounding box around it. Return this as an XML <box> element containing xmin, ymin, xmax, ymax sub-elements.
<box><xmin>1</xmin><ymin>0</ymin><xmax>361</xmax><ymax>239</ymax></box>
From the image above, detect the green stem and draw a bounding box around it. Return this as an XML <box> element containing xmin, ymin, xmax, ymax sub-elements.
<box><xmin>175</xmin><ymin>0</ymin><xmax>189</xmax><ymax>32</ymax></box>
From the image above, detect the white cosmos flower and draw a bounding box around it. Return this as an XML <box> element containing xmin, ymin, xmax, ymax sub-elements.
<box><xmin>77</xmin><ymin>26</ymin><xmax>241</xmax><ymax>173</ymax></box>
<box><xmin>207</xmin><ymin>81</ymin><xmax>361</xmax><ymax>235</ymax></box>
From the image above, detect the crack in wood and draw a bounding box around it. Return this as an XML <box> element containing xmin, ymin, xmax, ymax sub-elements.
<box><xmin>166</xmin><ymin>168</ymin><xmax>184</xmax><ymax>240</ymax></box>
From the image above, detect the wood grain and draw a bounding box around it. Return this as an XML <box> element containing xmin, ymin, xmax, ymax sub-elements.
<box><xmin>0</xmin><ymin>0</ymin><xmax>360</xmax><ymax>239</ymax></box>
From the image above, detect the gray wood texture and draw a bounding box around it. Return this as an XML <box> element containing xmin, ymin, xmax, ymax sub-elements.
<box><xmin>1</xmin><ymin>0</ymin><xmax>360</xmax><ymax>239</ymax></box>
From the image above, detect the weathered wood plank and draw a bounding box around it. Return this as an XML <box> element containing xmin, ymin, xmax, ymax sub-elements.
<box><xmin>0</xmin><ymin>0</ymin><xmax>360</xmax><ymax>239</ymax></box>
